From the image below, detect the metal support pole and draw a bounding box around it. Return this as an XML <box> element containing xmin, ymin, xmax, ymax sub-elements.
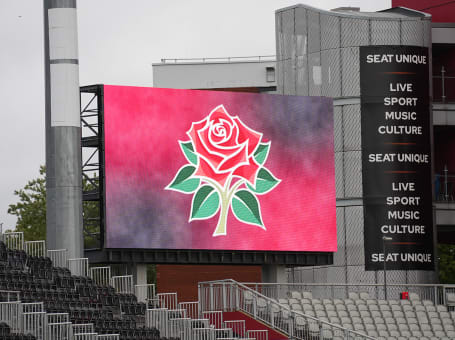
<box><xmin>444</xmin><ymin>165</ymin><xmax>449</xmax><ymax>201</ymax></box>
<box><xmin>442</xmin><ymin>66</ymin><xmax>446</xmax><ymax>102</ymax></box>
<box><xmin>43</xmin><ymin>0</ymin><xmax>83</xmax><ymax>258</ymax></box>
<box><xmin>383</xmin><ymin>236</ymin><xmax>392</xmax><ymax>300</ymax></box>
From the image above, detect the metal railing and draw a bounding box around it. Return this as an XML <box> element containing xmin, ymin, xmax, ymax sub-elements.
<box><xmin>160</xmin><ymin>55</ymin><xmax>275</xmax><ymax>64</ymax></box>
<box><xmin>134</xmin><ymin>283</ymin><xmax>155</xmax><ymax>303</ymax></box>
<box><xmin>68</xmin><ymin>258</ymin><xmax>89</xmax><ymax>277</ymax></box>
<box><xmin>246</xmin><ymin>329</ymin><xmax>268</xmax><ymax>340</ymax></box>
<box><xmin>179</xmin><ymin>301</ymin><xmax>200</xmax><ymax>319</ymax></box>
<box><xmin>23</xmin><ymin>311</ymin><xmax>46</xmax><ymax>340</ymax></box>
<box><xmin>0</xmin><ymin>301</ymin><xmax>22</xmax><ymax>332</ymax></box>
<box><xmin>435</xmin><ymin>169</ymin><xmax>455</xmax><ymax>202</ymax></box>
<box><xmin>110</xmin><ymin>275</ymin><xmax>133</xmax><ymax>294</ymax></box>
<box><xmin>433</xmin><ymin>66</ymin><xmax>455</xmax><ymax>103</ymax></box>
<box><xmin>199</xmin><ymin>279</ymin><xmax>376</xmax><ymax>340</ymax></box>
<box><xmin>90</xmin><ymin>266</ymin><xmax>111</xmax><ymax>287</ymax></box>
<box><xmin>2</xmin><ymin>232</ymin><xmax>24</xmax><ymax>250</ymax></box>
<box><xmin>244</xmin><ymin>281</ymin><xmax>455</xmax><ymax>306</ymax></box>
<box><xmin>47</xmin><ymin>249</ymin><xmax>68</xmax><ymax>268</ymax></box>
<box><xmin>157</xmin><ymin>292</ymin><xmax>178</xmax><ymax>310</ymax></box>
<box><xmin>25</xmin><ymin>240</ymin><xmax>46</xmax><ymax>257</ymax></box>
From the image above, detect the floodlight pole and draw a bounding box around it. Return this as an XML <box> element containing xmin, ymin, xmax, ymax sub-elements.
<box><xmin>43</xmin><ymin>0</ymin><xmax>83</xmax><ymax>258</ymax></box>
<box><xmin>383</xmin><ymin>236</ymin><xmax>393</xmax><ymax>299</ymax></box>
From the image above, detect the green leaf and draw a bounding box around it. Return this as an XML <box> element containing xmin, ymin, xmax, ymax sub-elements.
<box><xmin>190</xmin><ymin>185</ymin><xmax>220</xmax><ymax>220</ymax></box>
<box><xmin>231</xmin><ymin>190</ymin><xmax>264</xmax><ymax>228</ymax></box>
<box><xmin>247</xmin><ymin>168</ymin><xmax>280</xmax><ymax>194</ymax></box>
<box><xmin>179</xmin><ymin>141</ymin><xmax>198</xmax><ymax>165</ymax></box>
<box><xmin>253</xmin><ymin>142</ymin><xmax>270</xmax><ymax>165</ymax></box>
<box><xmin>166</xmin><ymin>165</ymin><xmax>200</xmax><ymax>193</ymax></box>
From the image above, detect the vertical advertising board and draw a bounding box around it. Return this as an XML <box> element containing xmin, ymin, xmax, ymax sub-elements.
<box><xmin>360</xmin><ymin>46</ymin><xmax>434</xmax><ymax>270</ymax></box>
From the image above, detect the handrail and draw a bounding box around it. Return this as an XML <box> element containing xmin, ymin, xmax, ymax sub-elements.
<box><xmin>160</xmin><ymin>55</ymin><xmax>276</xmax><ymax>64</ymax></box>
<box><xmin>198</xmin><ymin>279</ymin><xmax>376</xmax><ymax>339</ymax></box>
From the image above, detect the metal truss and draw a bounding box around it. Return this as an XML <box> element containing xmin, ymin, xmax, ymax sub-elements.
<box><xmin>80</xmin><ymin>85</ymin><xmax>104</xmax><ymax>249</ymax></box>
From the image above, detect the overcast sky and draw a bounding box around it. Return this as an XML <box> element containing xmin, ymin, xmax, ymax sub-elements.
<box><xmin>0</xmin><ymin>0</ymin><xmax>389</xmax><ymax>230</ymax></box>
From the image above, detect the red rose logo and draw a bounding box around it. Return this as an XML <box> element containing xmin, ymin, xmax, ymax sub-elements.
<box><xmin>166</xmin><ymin>105</ymin><xmax>280</xmax><ymax>236</ymax></box>
<box><xmin>188</xmin><ymin>105</ymin><xmax>262</xmax><ymax>187</ymax></box>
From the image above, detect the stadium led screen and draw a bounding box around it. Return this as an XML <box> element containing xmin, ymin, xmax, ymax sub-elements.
<box><xmin>103</xmin><ymin>85</ymin><xmax>336</xmax><ymax>251</ymax></box>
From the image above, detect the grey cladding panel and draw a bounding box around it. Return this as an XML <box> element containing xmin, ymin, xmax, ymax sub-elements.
<box><xmin>335</xmin><ymin>152</ymin><xmax>344</xmax><ymax>199</ymax></box>
<box><xmin>326</xmin><ymin>266</ymin><xmax>347</xmax><ymax>286</ymax></box>
<box><xmin>321</xmin><ymin>49</ymin><xmax>341</xmax><ymax>98</ymax></box>
<box><xmin>283</xmin><ymin>59</ymin><xmax>296</xmax><ymax>95</ymax></box>
<box><xmin>282</xmin><ymin>9</ymin><xmax>295</xmax><ymax>60</ymax></box>
<box><xmin>308</xmin><ymin>10</ymin><xmax>320</xmax><ymax>53</ymax></box>
<box><xmin>333</xmin><ymin>106</ymin><xmax>343</xmax><ymax>152</ymax></box>
<box><xmin>295</xmin><ymin>7</ymin><xmax>307</xmax><ymax>56</ymax></box>
<box><xmin>342</xmin><ymin>104</ymin><xmax>361</xmax><ymax>151</ymax></box>
<box><xmin>308</xmin><ymin>52</ymin><xmax>321</xmax><ymax>96</ymax></box>
<box><xmin>371</xmin><ymin>20</ymin><xmax>400</xmax><ymax>45</ymax></box>
<box><xmin>348</xmin><ymin>265</ymin><xmax>376</xmax><ymax>284</ymax></box>
<box><xmin>401</xmin><ymin>20</ymin><xmax>424</xmax><ymax>46</ymax></box>
<box><xmin>423</xmin><ymin>20</ymin><xmax>431</xmax><ymax>47</ymax></box>
<box><xmin>275</xmin><ymin>11</ymin><xmax>284</xmax><ymax>94</ymax></box>
<box><xmin>343</xmin><ymin>150</ymin><xmax>362</xmax><ymax>197</ymax></box>
<box><xmin>296</xmin><ymin>55</ymin><xmax>308</xmax><ymax>96</ymax></box>
<box><xmin>341</xmin><ymin>47</ymin><xmax>360</xmax><ymax>97</ymax></box>
<box><xmin>345</xmin><ymin>206</ymin><xmax>364</xmax><ymax>266</ymax></box>
<box><xmin>321</xmin><ymin>14</ymin><xmax>340</xmax><ymax>50</ymax></box>
<box><xmin>341</xmin><ymin>18</ymin><xmax>369</xmax><ymax>47</ymax></box>
<box><xmin>334</xmin><ymin>207</ymin><xmax>346</xmax><ymax>266</ymax></box>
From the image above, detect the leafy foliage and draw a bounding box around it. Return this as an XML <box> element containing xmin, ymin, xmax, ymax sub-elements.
<box><xmin>438</xmin><ymin>244</ymin><xmax>455</xmax><ymax>283</ymax></box>
<box><xmin>7</xmin><ymin>166</ymin><xmax>46</xmax><ymax>241</ymax></box>
<box><xmin>8</xmin><ymin>166</ymin><xmax>100</xmax><ymax>248</ymax></box>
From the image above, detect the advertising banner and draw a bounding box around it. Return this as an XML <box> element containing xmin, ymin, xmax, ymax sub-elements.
<box><xmin>103</xmin><ymin>86</ymin><xmax>336</xmax><ymax>251</ymax></box>
<box><xmin>360</xmin><ymin>46</ymin><xmax>434</xmax><ymax>270</ymax></box>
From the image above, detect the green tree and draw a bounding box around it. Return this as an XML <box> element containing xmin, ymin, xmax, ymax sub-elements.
<box><xmin>7</xmin><ymin>166</ymin><xmax>101</xmax><ymax>247</ymax></box>
<box><xmin>438</xmin><ymin>244</ymin><xmax>455</xmax><ymax>283</ymax></box>
<box><xmin>7</xmin><ymin>166</ymin><xmax>46</xmax><ymax>240</ymax></box>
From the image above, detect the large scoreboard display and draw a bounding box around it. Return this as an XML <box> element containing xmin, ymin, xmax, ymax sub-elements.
<box><xmin>102</xmin><ymin>86</ymin><xmax>336</xmax><ymax>253</ymax></box>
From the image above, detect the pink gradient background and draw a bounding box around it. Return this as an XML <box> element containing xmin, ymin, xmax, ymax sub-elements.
<box><xmin>104</xmin><ymin>85</ymin><xmax>336</xmax><ymax>251</ymax></box>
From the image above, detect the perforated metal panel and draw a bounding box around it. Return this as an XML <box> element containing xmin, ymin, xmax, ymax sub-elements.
<box><xmin>371</xmin><ymin>20</ymin><xmax>400</xmax><ymax>45</ymax></box>
<box><xmin>275</xmin><ymin>11</ymin><xmax>284</xmax><ymax>94</ymax></box>
<box><xmin>282</xmin><ymin>9</ymin><xmax>295</xmax><ymax>60</ymax></box>
<box><xmin>283</xmin><ymin>59</ymin><xmax>296</xmax><ymax>95</ymax></box>
<box><xmin>345</xmin><ymin>206</ymin><xmax>364</xmax><ymax>266</ymax></box>
<box><xmin>308</xmin><ymin>52</ymin><xmax>321</xmax><ymax>96</ymax></box>
<box><xmin>334</xmin><ymin>207</ymin><xmax>346</xmax><ymax>266</ymax></box>
<box><xmin>314</xmin><ymin>267</ymin><xmax>328</xmax><ymax>282</ymax></box>
<box><xmin>327</xmin><ymin>266</ymin><xmax>347</xmax><ymax>284</ymax></box>
<box><xmin>321</xmin><ymin>14</ymin><xmax>340</xmax><ymax>50</ymax></box>
<box><xmin>343</xmin><ymin>151</ymin><xmax>362</xmax><ymax>197</ymax></box>
<box><xmin>342</xmin><ymin>104</ymin><xmax>361</xmax><ymax>151</ymax></box>
<box><xmin>341</xmin><ymin>17</ymin><xmax>369</xmax><ymax>47</ymax></box>
<box><xmin>333</xmin><ymin>106</ymin><xmax>343</xmax><ymax>152</ymax></box>
<box><xmin>295</xmin><ymin>7</ymin><xmax>307</xmax><ymax>56</ymax></box>
<box><xmin>321</xmin><ymin>49</ymin><xmax>341</xmax><ymax>97</ymax></box>
<box><xmin>423</xmin><ymin>19</ymin><xmax>431</xmax><ymax>47</ymax></box>
<box><xmin>335</xmin><ymin>152</ymin><xmax>344</xmax><ymax>199</ymax></box>
<box><xmin>401</xmin><ymin>20</ymin><xmax>424</xmax><ymax>46</ymax></box>
<box><xmin>347</xmin><ymin>265</ymin><xmax>376</xmax><ymax>284</ymax></box>
<box><xmin>296</xmin><ymin>55</ymin><xmax>308</xmax><ymax>95</ymax></box>
<box><xmin>308</xmin><ymin>10</ymin><xmax>320</xmax><ymax>53</ymax></box>
<box><xmin>341</xmin><ymin>47</ymin><xmax>360</xmax><ymax>97</ymax></box>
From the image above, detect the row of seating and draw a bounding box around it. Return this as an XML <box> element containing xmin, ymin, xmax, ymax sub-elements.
<box><xmin>281</xmin><ymin>290</ymin><xmax>455</xmax><ymax>340</ymax></box>
<box><xmin>0</xmin><ymin>240</ymin><xmax>177</xmax><ymax>340</ymax></box>
<box><xmin>0</xmin><ymin>322</ymin><xmax>36</xmax><ymax>340</ymax></box>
